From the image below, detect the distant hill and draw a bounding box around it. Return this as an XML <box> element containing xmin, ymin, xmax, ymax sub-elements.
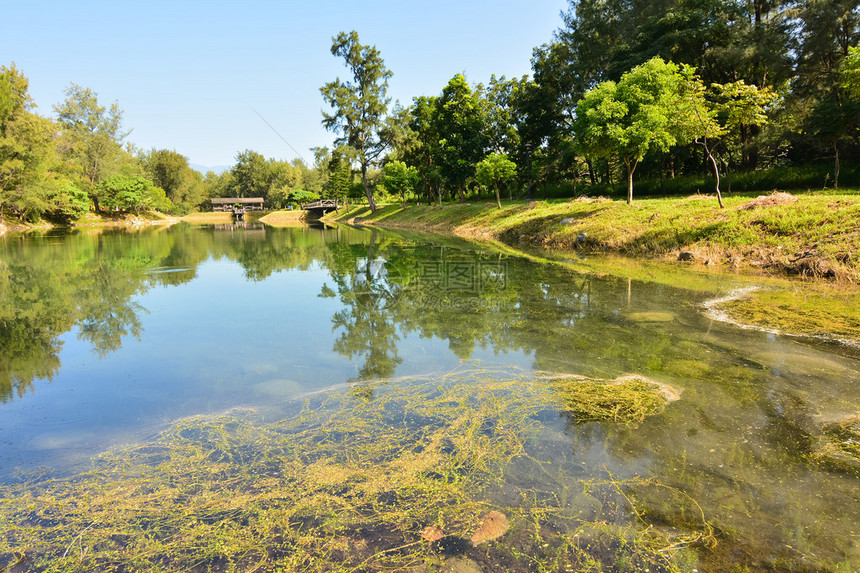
<box><xmin>190</xmin><ymin>164</ymin><xmax>232</xmax><ymax>175</ymax></box>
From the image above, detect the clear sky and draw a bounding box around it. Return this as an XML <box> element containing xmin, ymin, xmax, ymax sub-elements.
<box><xmin>2</xmin><ymin>0</ymin><xmax>568</xmax><ymax>171</ymax></box>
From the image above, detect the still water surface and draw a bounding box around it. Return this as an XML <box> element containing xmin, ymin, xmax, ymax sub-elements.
<box><xmin>1</xmin><ymin>222</ymin><xmax>859</xmax><ymax>570</ymax></box>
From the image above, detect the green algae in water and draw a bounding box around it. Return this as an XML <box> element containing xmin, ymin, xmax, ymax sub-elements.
<box><xmin>813</xmin><ymin>414</ymin><xmax>860</xmax><ymax>472</ymax></box>
<box><xmin>714</xmin><ymin>285</ymin><xmax>860</xmax><ymax>343</ymax></box>
<box><xmin>547</xmin><ymin>374</ymin><xmax>676</xmax><ymax>426</ymax></box>
<box><xmin>0</xmin><ymin>370</ymin><xmax>702</xmax><ymax>573</ymax></box>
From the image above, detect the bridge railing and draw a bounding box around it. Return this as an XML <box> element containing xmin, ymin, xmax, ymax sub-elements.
<box><xmin>300</xmin><ymin>200</ymin><xmax>339</xmax><ymax>211</ymax></box>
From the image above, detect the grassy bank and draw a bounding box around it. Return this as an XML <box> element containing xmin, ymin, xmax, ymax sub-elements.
<box><xmin>328</xmin><ymin>190</ymin><xmax>860</xmax><ymax>282</ymax></box>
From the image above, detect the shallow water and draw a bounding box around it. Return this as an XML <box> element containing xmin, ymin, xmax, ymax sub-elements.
<box><xmin>1</xmin><ymin>222</ymin><xmax>859</xmax><ymax>571</ymax></box>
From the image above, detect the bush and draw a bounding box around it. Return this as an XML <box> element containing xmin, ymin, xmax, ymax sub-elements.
<box><xmin>99</xmin><ymin>175</ymin><xmax>173</xmax><ymax>214</ymax></box>
<box><xmin>287</xmin><ymin>189</ymin><xmax>320</xmax><ymax>205</ymax></box>
<box><xmin>50</xmin><ymin>180</ymin><xmax>91</xmax><ymax>222</ymax></box>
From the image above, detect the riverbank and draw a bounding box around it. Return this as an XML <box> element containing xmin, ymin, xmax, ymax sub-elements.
<box><xmin>0</xmin><ymin>211</ymin><xmax>179</xmax><ymax>233</ymax></box>
<box><xmin>0</xmin><ymin>209</ymin><xmax>310</xmax><ymax>232</ymax></box>
<box><xmin>326</xmin><ymin>191</ymin><xmax>860</xmax><ymax>282</ymax></box>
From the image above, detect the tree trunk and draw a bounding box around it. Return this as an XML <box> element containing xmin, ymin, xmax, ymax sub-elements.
<box><xmin>627</xmin><ymin>169</ymin><xmax>633</xmax><ymax>205</ymax></box>
<box><xmin>495</xmin><ymin>183</ymin><xmax>502</xmax><ymax>209</ymax></box>
<box><xmin>724</xmin><ymin>158</ymin><xmax>732</xmax><ymax>194</ymax></box>
<box><xmin>623</xmin><ymin>157</ymin><xmax>637</xmax><ymax>205</ymax></box>
<box><xmin>659</xmin><ymin>159</ymin><xmax>665</xmax><ymax>193</ymax></box>
<box><xmin>834</xmin><ymin>143</ymin><xmax>840</xmax><ymax>190</ymax></box>
<box><xmin>587</xmin><ymin>159</ymin><xmax>596</xmax><ymax>186</ymax></box>
<box><xmin>362</xmin><ymin>163</ymin><xmax>377</xmax><ymax>212</ymax></box>
<box><xmin>699</xmin><ymin>138</ymin><xmax>724</xmax><ymax>208</ymax></box>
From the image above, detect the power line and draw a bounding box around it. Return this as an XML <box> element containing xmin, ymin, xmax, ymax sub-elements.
<box><xmin>252</xmin><ymin>109</ymin><xmax>308</xmax><ymax>164</ymax></box>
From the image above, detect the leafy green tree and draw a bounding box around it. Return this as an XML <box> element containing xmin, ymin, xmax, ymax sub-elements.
<box><xmin>402</xmin><ymin>95</ymin><xmax>443</xmax><ymax>204</ymax></box>
<box><xmin>231</xmin><ymin>149</ymin><xmax>272</xmax><ymax>200</ymax></box>
<box><xmin>321</xmin><ymin>31</ymin><xmax>392</xmax><ymax>212</ymax></box>
<box><xmin>556</xmin><ymin>0</ymin><xmax>636</xmax><ymax>90</ymax></box>
<box><xmin>1</xmin><ymin>111</ymin><xmax>57</xmax><ymax>219</ymax></box>
<box><xmin>0</xmin><ymin>63</ymin><xmax>32</xmax><ymax>130</ymax></box>
<box><xmin>574</xmin><ymin>57</ymin><xmax>702</xmax><ymax>204</ymax></box>
<box><xmin>521</xmin><ymin>43</ymin><xmax>585</xmax><ymax>184</ymax></box>
<box><xmin>0</xmin><ymin>64</ymin><xmax>88</xmax><ymax>222</ymax></box>
<box><xmin>142</xmin><ymin>149</ymin><xmax>206</xmax><ymax>214</ymax></box>
<box><xmin>381</xmin><ymin>160</ymin><xmax>418</xmax><ymax>205</ymax></box>
<box><xmin>323</xmin><ymin>146</ymin><xmax>354</xmax><ymax>203</ymax></box>
<box><xmin>479</xmin><ymin>75</ymin><xmax>528</xmax><ymax>157</ymax></box>
<box><xmin>202</xmin><ymin>170</ymin><xmax>234</xmax><ymax>202</ymax></box>
<box><xmin>287</xmin><ymin>189</ymin><xmax>320</xmax><ymax>205</ymax></box>
<box><xmin>844</xmin><ymin>46</ymin><xmax>860</xmax><ymax>99</ymax></box>
<box><xmin>705</xmin><ymin>80</ymin><xmax>778</xmax><ymax>194</ymax></box>
<box><xmin>550</xmin><ymin>0</ymin><xmax>796</xmax><ymax>175</ymax></box>
<box><xmin>435</xmin><ymin>74</ymin><xmax>488</xmax><ymax>202</ymax></box>
<box><xmin>51</xmin><ymin>180</ymin><xmax>91</xmax><ymax>221</ymax></box>
<box><xmin>294</xmin><ymin>158</ymin><xmax>324</xmax><ymax>195</ymax></box>
<box><xmin>475</xmin><ymin>153</ymin><xmax>518</xmax><ymax>208</ymax></box>
<box><xmin>53</xmin><ymin>84</ymin><xmax>127</xmax><ymax>210</ymax></box>
<box><xmin>99</xmin><ymin>175</ymin><xmax>171</xmax><ymax>214</ymax></box>
<box><xmin>792</xmin><ymin>0</ymin><xmax>860</xmax><ymax>182</ymax></box>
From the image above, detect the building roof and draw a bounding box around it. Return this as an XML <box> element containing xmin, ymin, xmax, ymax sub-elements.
<box><xmin>211</xmin><ymin>197</ymin><xmax>265</xmax><ymax>204</ymax></box>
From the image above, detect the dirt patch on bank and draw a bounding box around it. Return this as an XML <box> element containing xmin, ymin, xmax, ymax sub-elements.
<box><xmin>259</xmin><ymin>210</ymin><xmax>311</xmax><ymax>226</ymax></box>
<box><xmin>737</xmin><ymin>191</ymin><xmax>798</xmax><ymax>210</ymax></box>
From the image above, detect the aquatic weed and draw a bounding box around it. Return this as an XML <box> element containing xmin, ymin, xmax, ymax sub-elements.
<box><xmin>0</xmin><ymin>369</ymin><xmax>698</xmax><ymax>572</ymax></box>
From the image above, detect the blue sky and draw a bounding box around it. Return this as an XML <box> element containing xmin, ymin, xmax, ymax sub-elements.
<box><xmin>2</xmin><ymin>0</ymin><xmax>568</xmax><ymax>170</ymax></box>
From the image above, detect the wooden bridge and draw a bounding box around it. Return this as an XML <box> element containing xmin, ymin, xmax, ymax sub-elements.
<box><xmin>301</xmin><ymin>199</ymin><xmax>339</xmax><ymax>215</ymax></box>
<box><xmin>211</xmin><ymin>197</ymin><xmax>265</xmax><ymax>212</ymax></box>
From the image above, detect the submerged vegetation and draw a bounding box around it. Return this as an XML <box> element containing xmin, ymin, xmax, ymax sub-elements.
<box><xmin>546</xmin><ymin>375</ymin><xmax>676</xmax><ymax>426</ymax></box>
<box><xmin>713</xmin><ymin>284</ymin><xmax>860</xmax><ymax>343</ymax></box>
<box><xmin>814</xmin><ymin>414</ymin><xmax>860</xmax><ymax>472</ymax></box>
<box><xmin>0</xmin><ymin>370</ymin><xmax>701</xmax><ymax>572</ymax></box>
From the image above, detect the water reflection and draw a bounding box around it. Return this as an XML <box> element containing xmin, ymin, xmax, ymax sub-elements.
<box><xmin>1</xmin><ymin>223</ymin><xmax>859</xmax><ymax>570</ymax></box>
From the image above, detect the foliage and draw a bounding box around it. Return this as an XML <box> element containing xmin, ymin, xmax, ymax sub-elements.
<box><xmin>98</xmin><ymin>175</ymin><xmax>171</xmax><ymax>214</ymax></box>
<box><xmin>53</xmin><ymin>83</ymin><xmax>128</xmax><ymax>211</ymax></box>
<box><xmin>0</xmin><ymin>65</ymin><xmax>91</xmax><ymax>222</ymax></box>
<box><xmin>230</xmin><ymin>149</ymin><xmax>271</xmax><ymax>200</ymax></box>
<box><xmin>434</xmin><ymin>74</ymin><xmax>489</xmax><ymax>201</ymax></box>
<box><xmin>317</xmin><ymin>145</ymin><xmax>354</xmax><ymax>203</ymax></box>
<box><xmin>320</xmin><ymin>31</ymin><xmax>392</xmax><ymax>211</ymax></box>
<box><xmin>141</xmin><ymin>148</ymin><xmax>206</xmax><ymax>214</ymax></box>
<box><xmin>286</xmin><ymin>188</ymin><xmax>319</xmax><ymax>205</ymax></box>
<box><xmin>574</xmin><ymin>57</ymin><xmax>706</xmax><ymax>204</ymax></box>
<box><xmin>402</xmin><ymin>95</ymin><xmax>444</xmax><ymax>204</ymax></box>
<box><xmin>380</xmin><ymin>160</ymin><xmax>418</xmax><ymax>203</ymax></box>
<box><xmin>844</xmin><ymin>46</ymin><xmax>860</xmax><ymax>100</ymax></box>
<box><xmin>476</xmin><ymin>153</ymin><xmax>518</xmax><ymax>207</ymax></box>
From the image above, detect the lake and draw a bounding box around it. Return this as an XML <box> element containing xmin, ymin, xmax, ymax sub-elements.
<box><xmin>1</xmin><ymin>221</ymin><xmax>859</xmax><ymax>571</ymax></box>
